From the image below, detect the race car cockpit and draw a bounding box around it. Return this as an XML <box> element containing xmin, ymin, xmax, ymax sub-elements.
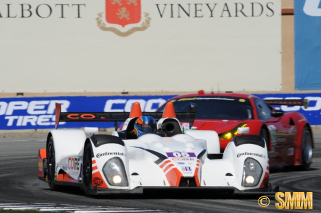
<box><xmin>117</xmin><ymin>116</ymin><xmax>182</xmax><ymax>139</ymax></box>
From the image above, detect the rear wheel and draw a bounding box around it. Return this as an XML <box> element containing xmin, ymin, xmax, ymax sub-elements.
<box><xmin>300</xmin><ymin>127</ymin><xmax>313</xmax><ymax>170</ymax></box>
<box><xmin>47</xmin><ymin>137</ymin><xmax>59</xmax><ymax>190</ymax></box>
<box><xmin>83</xmin><ymin>143</ymin><xmax>93</xmax><ymax>196</ymax></box>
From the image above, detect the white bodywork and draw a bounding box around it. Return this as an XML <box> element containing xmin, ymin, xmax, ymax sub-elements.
<box><xmin>48</xmin><ymin>125</ymin><xmax>269</xmax><ymax>193</ymax></box>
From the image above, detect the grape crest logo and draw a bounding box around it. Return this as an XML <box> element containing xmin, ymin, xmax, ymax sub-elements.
<box><xmin>96</xmin><ymin>0</ymin><xmax>151</xmax><ymax>37</ymax></box>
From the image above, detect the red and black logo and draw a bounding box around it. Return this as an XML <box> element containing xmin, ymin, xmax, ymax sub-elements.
<box><xmin>93</xmin><ymin>177</ymin><xmax>104</xmax><ymax>186</ymax></box>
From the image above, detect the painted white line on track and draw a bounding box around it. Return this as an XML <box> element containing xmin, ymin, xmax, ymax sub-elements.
<box><xmin>0</xmin><ymin>203</ymin><xmax>24</xmax><ymax>206</ymax></box>
<box><xmin>0</xmin><ymin>203</ymin><xmax>171</xmax><ymax>212</ymax></box>
<box><xmin>33</xmin><ymin>203</ymin><xmax>55</xmax><ymax>205</ymax></box>
<box><xmin>39</xmin><ymin>209</ymin><xmax>78</xmax><ymax>211</ymax></box>
<box><xmin>75</xmin><ymin>211</ymin><xmax>164</xmax><ymax>213</ymax></box>
<box><xmin>1</xmin><ymin>206</ymin><xmax>34</xmax><ymax>208</ymax></box>
<box><xmin>4</xmin><ymin>207</ymin><xmax>42</xmax><ymax>210</ymax></box>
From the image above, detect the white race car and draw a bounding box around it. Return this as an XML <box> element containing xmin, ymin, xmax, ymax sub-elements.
<box><xmin>38</xmin><ymin>102</ymin><xmax>276</xmax><ymax>196</ymax></box>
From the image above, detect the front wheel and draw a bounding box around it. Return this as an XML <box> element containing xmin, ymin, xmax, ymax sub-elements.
<box><xmin>300</xmin><ymin>127</ymin><xmax>313</xmax><ymax>170</ymax></box>
<box><xmin>47</xmin><ymin>137</ymin><xmax>59</xmax><ymax>190</ymax></box>
<box><xmin>260</xmin><ymin>128</ymin><xmax>269</xmax><ymax>148</ymax></box>
<box><xmin>83</xmin><ymin>143</ymin><xmax>93</xmax><ymax>196</ymax></box>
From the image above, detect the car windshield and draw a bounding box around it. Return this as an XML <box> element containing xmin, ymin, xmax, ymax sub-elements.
<box><xmin>157</xmin><ymin>96</ymin><xmax>253</xmax><ymax>120</ymax></box>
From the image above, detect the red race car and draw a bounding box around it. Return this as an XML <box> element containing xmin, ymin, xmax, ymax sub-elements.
<box><xmin>157</xmin><ymin>91</ymin><xmax>314</xmax><ymax>170</ymax></box>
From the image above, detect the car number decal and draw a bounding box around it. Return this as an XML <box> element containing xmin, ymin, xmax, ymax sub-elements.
<box><xmin>166</xmin><ymin>152</ymin><xmax>196</xmax><ymax>158</ymax></box>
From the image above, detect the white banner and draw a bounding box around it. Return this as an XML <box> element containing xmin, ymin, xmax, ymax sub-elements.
<box><xmin>0</xmin><ymin>0</ymin><xmax>281</xmax><ymax>92</ymax></box>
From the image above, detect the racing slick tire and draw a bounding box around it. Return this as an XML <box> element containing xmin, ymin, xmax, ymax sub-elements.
<box><xmin>300</xmin><ymin>127</ymin><xmax>313</xmax><ymax>170</ymax></box>
<box><xmin>260</xmin><ymin>127</ymin><xmax>269</xmax><ymax>149</ymax></box>
<box><xmin>83</xmin><ymin>143</ymin><xmax>94</xmax><ymax>196</ymax></box>
<box><xmin>47</xmin><ymin>137</ymin><xmax>60</xmax><ymax>191</ymax></box>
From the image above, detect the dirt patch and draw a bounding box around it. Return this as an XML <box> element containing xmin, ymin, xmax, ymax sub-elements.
<box><xmin>312</xmin><ymin>125</ymin><xmax>321</xmax><ymax>133</ymax></box>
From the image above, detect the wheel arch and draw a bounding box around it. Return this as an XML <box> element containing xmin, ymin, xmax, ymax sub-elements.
<box><xmin>292</xmin><ymin>122</ymin><xmax>314</xmax><ymax>167</ymax></box>
<box><xmin>297</xmin><ymin>123</ymin><xmax>314</xmax><ymax>148</ymax></box>
<box><xmin>243</xmin><ymin>120</ymin><xmax>271</xmax><ymax>151</ymax></box>
<box><xmin>48</xmin><ymin>130</ymin><xmax>87</xmax><ymax>166</ymax></box>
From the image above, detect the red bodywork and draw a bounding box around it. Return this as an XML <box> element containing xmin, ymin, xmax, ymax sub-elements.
<box><xmin>159</xmin><ymin>93</ymin><xmax>314</xmax><ymax>167</ymax></box>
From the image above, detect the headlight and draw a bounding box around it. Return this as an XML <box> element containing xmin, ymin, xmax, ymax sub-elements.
<box><xmin>242</xmin><ymin>157</ymin><xmax>262</xmax><ymax>187</ymax></box>
<box><xmin>103</xmin><ymin>157</ymin><xmax>128</xmax><ymax>186</ymax></box>
<box><xmin>221</xmin><ymin>132</ymin><xmax>233</xmax><ymax>140</ymax></box>
<box><xmin>220</xmin><ymin>123</ymin><xmax>247</xmax><ymax>140</ymax></box>
<box><xmin>112</xmin><ymin>175</ymin><xmax>122</xmax><ymax>184</ymax></box>
<box><xmin>245</xmin><ymin>175</ymin><xmax>255</xmax><ymax>184</ymax></box>
<box><xmin>249</xmin><ymin>162</ymin><xmax>256</xmax><ymax>171</ymax></box>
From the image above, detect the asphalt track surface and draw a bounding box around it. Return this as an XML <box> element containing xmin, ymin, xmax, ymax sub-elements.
<box><xmin>0</xmin><ymin>133</ymin><xmax>320</xmax><ymax>213</ymax></box>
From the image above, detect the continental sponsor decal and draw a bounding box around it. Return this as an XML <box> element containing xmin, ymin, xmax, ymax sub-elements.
<box><xmin>258</xmin><ymin>192</ymin><xmax>313</xmax><ymax>209</ymax></box>
<box><xmin>96</xmin><ymin>152</ymin><xmax>124</xmax><ymax>158</ymax></box>
<box><xmin>237</xmin><ymin>152</ymin><xmax>266</xmax><ymax>158</ymax></box>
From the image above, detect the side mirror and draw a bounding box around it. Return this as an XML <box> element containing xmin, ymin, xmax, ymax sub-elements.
<box><xmin>238</xmin><ymin>127</ymin><xmax>250</xmax><ymax>134</ymax></box>
<box><xmin>271</xmin><ymin>110</ymin><xmax>284</xmax><ymax>118</ymax></box>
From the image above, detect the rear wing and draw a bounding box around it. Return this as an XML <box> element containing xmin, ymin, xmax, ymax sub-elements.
<box><xmin>264</xmin><ymin>99</ymin><xmax>309</xmax><ymax>109</ymax></box>
<box><xmin>55</xmin><ymin>102</ymin><xmax>196</xmax><ymax>129</ymax></box>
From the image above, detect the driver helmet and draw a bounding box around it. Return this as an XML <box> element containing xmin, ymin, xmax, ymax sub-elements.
<box><xmin>133</xmin><ymin>116</ymin><xmax>157</xmax><ymax>138</ymax></box>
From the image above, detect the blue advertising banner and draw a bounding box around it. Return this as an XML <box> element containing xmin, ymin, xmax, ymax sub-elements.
<box><xmin>294</xmin><ymin>0</ymin><xmax>321</xmax><ymax>90</ymax></box>
<box><xmin>0</xmin><ymin>93</ymin><xmax>320</xmax><ymax>130</ymax></box>
<box><xmin>0</xmin><ymin>96</ymin><xmax>176</xmax><ymax>130</ymax></box>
